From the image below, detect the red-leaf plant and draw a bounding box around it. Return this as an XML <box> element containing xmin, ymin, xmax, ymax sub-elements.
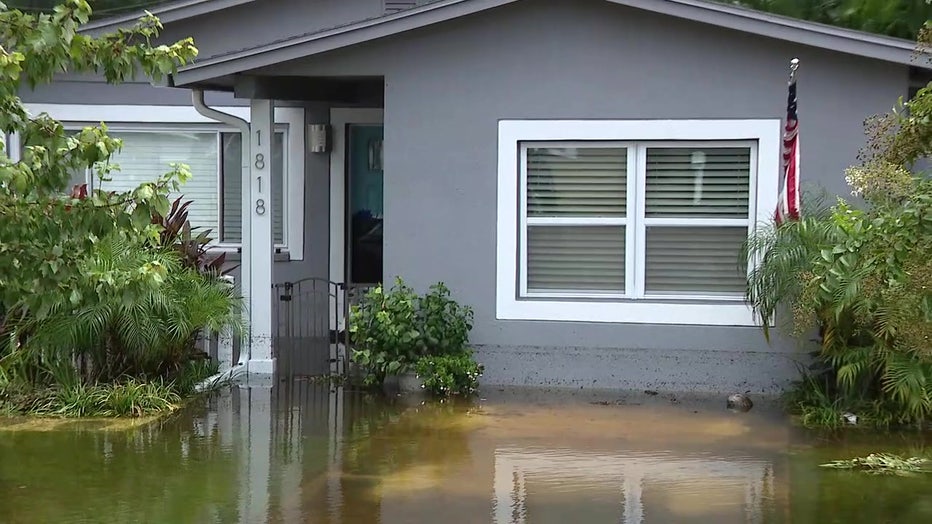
<box><xmin>151</xmin><ymin>196</ymin><xmax>235</xmax><ymax>276</ymax></box>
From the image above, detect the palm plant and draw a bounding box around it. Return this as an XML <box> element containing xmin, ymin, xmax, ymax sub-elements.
<box><xmin>744</xmin><ymin>190</ymin><xmax>835</xmax><ymax>339</ymax></box>
<box><xmin>1</xmin><ymin>235</ymin><xmax>244</xmax><ymax>385</ymax></box>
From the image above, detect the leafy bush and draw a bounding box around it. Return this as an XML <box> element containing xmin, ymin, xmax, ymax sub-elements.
<box><xmin>418</xmin><ymin>283</ymin><xmax>474</xmax><ymax>355</ymax></box>
<box><xmin>349</xmin><ymin>278</ymin><xmax>475</xmax><ymax>387</ymax></box>
<box><xmin>0</xmin><ymin>3</ymin><xmax>237</xmax><ymax>414</ymax></box>
<box><xmin>349</xmin><ymin>279</ymin><xmax>422</xmax><ymax>384</ymax></box>
<box><xmin>746</xmin><ymin>30</ymin><xmax>932</xmax><ymax>428</ymax></box>
<box><xmin>415</xmin><ymin>353</ymin><xmax>483</xmax><ymax>397</ymax></box>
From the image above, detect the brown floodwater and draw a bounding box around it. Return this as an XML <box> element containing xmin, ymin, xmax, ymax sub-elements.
<box><xmin>1</xmin><ymin>380</ymin><xmax>931</xmax><ymax>523</ymax></box>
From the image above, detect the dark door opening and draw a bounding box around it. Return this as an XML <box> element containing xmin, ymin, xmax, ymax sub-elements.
<box><xmin>346</xmin><ymin>124</ymin><xmax>384</xmax><ymax>285</ymax></box>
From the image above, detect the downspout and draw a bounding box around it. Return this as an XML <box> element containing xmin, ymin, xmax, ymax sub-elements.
<box><xmin>191</xmin><ymin>89</ymin><xmax>251</xmax><ymax>387</ymax></box>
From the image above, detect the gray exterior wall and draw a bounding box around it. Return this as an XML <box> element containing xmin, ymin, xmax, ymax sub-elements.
<box><xmin>259</xmin><ymin>0</ymin><xmax>909</xmax><ymax>392</ymax></box>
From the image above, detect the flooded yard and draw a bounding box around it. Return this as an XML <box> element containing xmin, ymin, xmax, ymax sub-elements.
<box><xmin>1</xmin><ymin>380</ymin><xmax>930</xmax><ymax>523</ymax></box>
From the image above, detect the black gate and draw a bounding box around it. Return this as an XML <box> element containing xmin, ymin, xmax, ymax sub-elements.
<box><xmin>272</xmin><ymin>279</ymin><xmax>377</xmax><ymax>377</ymax></box>
<box><xmin>273</xmin><ymin>278</ymin><xmax>341</xmax><ymax>377</ymax></box>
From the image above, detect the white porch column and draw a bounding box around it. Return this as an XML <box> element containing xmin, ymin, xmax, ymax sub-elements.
<box><xmin>246</xmin><ymin>99</ymin><xmax>275</xmax><ymax>374</ymax></box>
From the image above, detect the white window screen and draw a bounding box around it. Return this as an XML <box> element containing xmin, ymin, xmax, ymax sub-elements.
<box><xmin>525</xmin><ymin>147</ymin><xmax>627</xmax><ymax>294</ymax></box>
<box><xmin>98</xmin><ymin>131</ymin><xmax>219</xmax><ymax>233</ymax></box>
<box><xmin>643</xmin><ymin>147</ymin><xmax>750</xmax><ymax>296</ymax></box>
<box><xmin>220</xmin><ymin>132</ymin><xmax>285</xmax><ymax>245</ymax></box>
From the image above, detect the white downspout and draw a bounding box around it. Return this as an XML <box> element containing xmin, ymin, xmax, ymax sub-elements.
<box><xmin>192</xmin><ymin>89</ymin><xmax>251</xmax><ymax>385</ymax></box>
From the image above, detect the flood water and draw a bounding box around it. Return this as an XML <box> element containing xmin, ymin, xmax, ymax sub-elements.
<box><xmin>1</xmin><ymin>380</ymin><xmax>931</xmax><ymax>523</ymax></box>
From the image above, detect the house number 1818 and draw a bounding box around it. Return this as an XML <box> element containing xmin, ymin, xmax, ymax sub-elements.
<box><xmin>254</xmin><ymin>134</ymin><xmax>266</xmax><ymax>215</ymax></box>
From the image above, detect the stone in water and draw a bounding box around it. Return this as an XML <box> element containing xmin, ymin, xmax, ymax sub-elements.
<box><xmin>727</xmin><ymin>393</ymin><xmax>753</xmax><ymax>412</ymax></box>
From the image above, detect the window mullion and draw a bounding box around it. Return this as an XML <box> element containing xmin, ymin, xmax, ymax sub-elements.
<box><xmin>624</xmin><ymin>144</ymin><xmax>638</xmax><ymax>297</ymax></box>
<box><xmin>633</xmin><ymin>143</ymin><xmax>647</xmax><ymax>298</ymax></box>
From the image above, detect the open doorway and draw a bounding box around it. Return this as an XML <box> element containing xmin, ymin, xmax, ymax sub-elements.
<box><xmin>346</xmin><ymin>124</ymin><xmax>383</xmax><ymax>285</ymax></box>
<box><xmin>329</xmin><ymin>109</ymin><xmax>384</xmax><ymax>289</ymax></box>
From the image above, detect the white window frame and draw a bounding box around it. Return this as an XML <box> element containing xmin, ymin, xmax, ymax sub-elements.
<box><xmin>497</xmin><ymin>119</ymin><xmax>781</xmax><ymax>326</ymax></box>
<box><xmin>23</xmin><ymin>104</ymin><xmax>306</xmax><ymax>261</ymax></box>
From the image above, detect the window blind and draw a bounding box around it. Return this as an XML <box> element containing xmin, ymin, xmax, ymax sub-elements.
<box><xmin>527</xmin><ymin>226</ymin><xmax>625</xmax><ymax>292</ymax></box>
<box><xmin>645</xmin><ymin>226</ymin><xmax>747</xmax><ymax>294</ymax></box>
<box><xmin>645</xmin><ymin>147</ymin><xmax>750</xmax><ymax>218</ymax></box>
<box><xmin>99</xmin><ymin>131</ymin><xmax>219</xmax><ymax>233</ymax></box>
<box><xmin>527</xmin><ymin>147</ymin><xmax>627</xmax><ymax>217</ymax></box>
<box><xmin>525</xmin><ymin>147</ymin><xmax>627</xmax><ymax>293</ymax></box>
<box><xmin>644</xmin><ymin>146</ymin><xmax>751</xmax><ymax>295</ymax></box>
<box><xmin>220</xmin><ymin>132</ymin><xmax>285</xmax><ymax>245</ymax></box>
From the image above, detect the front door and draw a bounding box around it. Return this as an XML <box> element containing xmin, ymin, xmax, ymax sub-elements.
<box><xmin>346</xmin><ymin>125</ymin><xmax>384</xmax><ymax>285</ymax></box>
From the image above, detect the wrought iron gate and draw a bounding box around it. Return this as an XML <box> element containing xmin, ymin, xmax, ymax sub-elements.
<box><xmin>273</xmin><ymin>278</ymin><xmax>340</xmax><ymax>377</ymax></box>
<box><xmin>272</xmin><ymin>279</ymin><xmax>376</xmax><ymax>377</ymax></box>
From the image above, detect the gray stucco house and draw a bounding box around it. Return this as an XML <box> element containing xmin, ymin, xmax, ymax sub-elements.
<box><xmin>16</xmin><ymin>0</ymin><xmax>931</xmax><ymax>392</ymax></box>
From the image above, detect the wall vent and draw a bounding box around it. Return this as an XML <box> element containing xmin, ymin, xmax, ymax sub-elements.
<box><xmin>384</xmin><ymin>1</ymin><xmax>418</xmax><ymax>15</ymax></box>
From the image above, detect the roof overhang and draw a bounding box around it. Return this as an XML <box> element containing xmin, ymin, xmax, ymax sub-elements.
<box><xmin>81</xmin><ymin>0</ymin><xmax>255</xmax><ymax>34</ymax></box>
<box><xmin>170</xmin><ymin>0</ymin><xmax>931</xmax><ymax>87</ymax></box>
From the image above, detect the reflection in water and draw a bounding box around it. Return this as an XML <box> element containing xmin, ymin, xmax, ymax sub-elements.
<box><xmin>493</xmin><ymin>449</ymin><xmax>774</xmax><ymax>524</ymax></box>
<box><xmin>0</xmin><ymin>380</ymin><xmax>930</xmax><ymax>523</ymax></box>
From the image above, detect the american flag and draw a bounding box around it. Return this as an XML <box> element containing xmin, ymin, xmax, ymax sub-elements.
<box><xmin>775</xmin><ymin>58</ymin><xmax>801</xmax><ymax>225</ymax></box>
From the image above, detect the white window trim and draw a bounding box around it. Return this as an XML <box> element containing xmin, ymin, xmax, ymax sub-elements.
<box><xmin>23</xmin><ymin>103</ymin><xmax>305</xmax><ymax>261</ymax></box>
<box><xmin>497</xmin><ymin>119</ymin><xmax>781</xmax><ymax>327</ymax></box>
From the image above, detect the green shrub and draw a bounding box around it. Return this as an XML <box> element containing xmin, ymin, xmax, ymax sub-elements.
<box><xmin>349</xmin><ymin>278</ymin><xmax>474</xmax><ymax>387</ymax></box>
<box><xmin>415</xmin><ymin>353</ymin><xmax>483</xmax><ymax>397</ymax></box>
<box><xmin>349</xmin><ymin>278</ymin><xmax>422</xmax><ymax>385</ymax></box>
<box><xmin>417</xmin><ymin>283</ymin><xmax>474</xmax><ymax>355</ymax></box>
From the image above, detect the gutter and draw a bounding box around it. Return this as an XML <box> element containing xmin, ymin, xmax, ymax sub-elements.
<box><xmin>191</xmin><ymin>89</ymin><xmax>251</xmax><ymax>389</ymax></box>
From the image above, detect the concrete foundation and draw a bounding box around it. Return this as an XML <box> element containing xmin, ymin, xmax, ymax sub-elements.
<box><xmin>474</xmin><ymin>345</ymin><xmax>804</xmax><ymax>395</ymax></box>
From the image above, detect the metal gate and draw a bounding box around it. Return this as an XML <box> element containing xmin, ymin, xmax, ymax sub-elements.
<box><xmin>272</xmin><ymin>279</ymin><xmax>376</xmax><ymax>377</ymax></box>
<box><xmin>273</xmin><ymin>278</ymin><xmax>340</xmax><ymax>377</ymax></box>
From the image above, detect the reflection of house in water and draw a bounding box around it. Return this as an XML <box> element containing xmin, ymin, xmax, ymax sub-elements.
<box><xmin>493</xmin><ymin>449</ymin><xmax>775</xmax><ymax>524</ymax></box>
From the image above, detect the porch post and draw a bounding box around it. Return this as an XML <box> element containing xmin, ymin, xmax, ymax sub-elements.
<box><xmin>246</xmin><ymin>99</ymin><xmax>275</xmax><ymax>374</ymax></box>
